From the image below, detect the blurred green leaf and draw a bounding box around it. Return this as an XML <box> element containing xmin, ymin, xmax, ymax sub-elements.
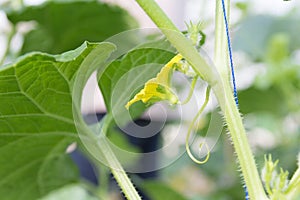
<box><xmin>106</xmin><ymin>127</ymin><xmax>141</xmax><ymax>165</ymax></box>
<box><xmin>235</xmin><ymin>2</ymin><xmax>248</xmax><ymax>11</ymax></box>
<box><xmin>238</xmin><ymin>87</ymin><xmax>286</xmax><ymax>115</ymax></box>
<box><xmin>7</xmin><ymin>0</ymin><xmax>137</xmax><ymax>54</ymax></box>
<box><xmin>108</xmin><ymin>128</ymin><xmax>140</xmax><ymax>154</ymax></box>
<box><xmin>233</xmin><ymin>15</ymin><xmax>300</xmax><ymax>60</ymax></box>
<box><xmin>266</xmin><ymin>33</ymin><xmax>289</xmax><ymax>63</ymax></box>
<box><xmin>39</xmin><ymin>184</ymin><xmax>97</xmax><ymax>200</ymax></box>
<box><xmin>0</xmin><ymin>42</ymin><xmax>115</xmax><ymax>199</ymax></box>
<box><xmin>140</xmin><ymin>180</ymin><xmax>188</xmax><ymax>200</ymax></box>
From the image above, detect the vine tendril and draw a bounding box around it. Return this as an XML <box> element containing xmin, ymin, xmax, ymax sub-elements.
<box><xmin>220</xmin><ymin>0</ymin><xmax>249</xmax><ymax>199</ymax></box>
<box><xmin>180</xmin><ymin>76</ymin><xmax>198</xmax><ymax>105</ymax></box>
<box><xmin>185</xmin><ymin>86</ymin><xmax>211</xmax><ymax>164</ymax></box>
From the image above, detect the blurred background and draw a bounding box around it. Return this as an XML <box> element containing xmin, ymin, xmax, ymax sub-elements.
<box><xmin>0</xmin><ymin>0</ymin><xmax>299</xmax><ymax>199</ymax></box>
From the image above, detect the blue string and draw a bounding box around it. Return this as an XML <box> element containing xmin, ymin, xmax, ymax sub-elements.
<box><xmin>243</xmin><ymin>185</ymin><xmax>250</xmax><ymax>200</ymax></box>
<box><xmin>220</xmin><ymin>1</ymin><xmax>249</xmax><ymax>199</ymax></box>
<box><xmin>220</xmin><ymin>0</ymin><xmax>239</xmax><ymax>106</ymax></box>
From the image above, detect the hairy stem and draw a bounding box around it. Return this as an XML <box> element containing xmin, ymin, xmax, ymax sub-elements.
<box><xmin>214</xmin><ymin>80</ymin><xmax>268</xmax><ymax>200</ymax></box>
<box><xmin>98</xmin><ymin>137</ymin><xmax>141</xmax><ymax>200</ymax></box>
<box><xmin>79</xmin><ymin>116</ymin><xmax>141</xmax><ymax>200</ymax></box>
<box><xmin>97</xmin><ymin>114</ymin><xmax>141</xmax><ymax>200</ymax></box>
<box><xmin>214</xmin><ymin>0</ymin><xmax>267</xmax><ymax>199</ymax></box>
<box><xmin>135</xmin><ymin>0</ymin><xmax>268</xmax><ymax>199</ymax></box>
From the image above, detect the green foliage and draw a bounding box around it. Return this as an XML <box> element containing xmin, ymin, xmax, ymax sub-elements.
<box><xmin>98</xmin><ymin>42</ymin><xmax>175</xmax><ymax>125</ymax></box>
<box><xmin>40</xmin><ymin>184</ymin><xmax>98</xmax><ymax>200</ymax></box>
<box><xmin>1</xmin><ymin>0</ymin><xmax>300</xmax><ymax>199</ymax></box>
<box><xmin>140</xmin><ymin>180</ymin><xmax>188</xmax><ymax>200</ymax></box>
<box><xmin>261</xmin><ymin>155</ymin><xmax>291</xmax><ymax>200</ymax></box>
<box><xmin>7</xmin><ymin>0</ymin><xmax>137</xmax><ymax>54</ymax></box>
<box><xmin>106</xmin><ymin>127</ymin><xmax>141</xmax><ymax>166</ymax></box>
<box><xmin>266</xmin><ymin>33</ymin><xmax>289</xmax><ymax>63</ymax></box>
<box><xmin>238</xmin><ymin>87</ymin><xmax>286</xmax><ymax>115</ymax></box>
<box><xmin>0</xmin><ymin>42</ymin><xmax>115</xmax><ymax>199</ymax></box>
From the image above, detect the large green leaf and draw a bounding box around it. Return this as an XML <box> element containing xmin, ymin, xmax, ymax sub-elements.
<box><xmin>98</xmin><ymin>42</ymin><xmax>176</xmax><ymax>126</ymax></box>
<box><xmin>7</xmin><ymin>0</ymin><xmax>137</xmax><ymax>54</ymax></box>
<box><xmin>0</xmin><ymin>41</ymin><xmax>115</xmax><ymax>200</ymax></box>
<box><xmin>99</xmin><ymin>47</ymin><xmax>175</xmax><ymax>110</ymax></box>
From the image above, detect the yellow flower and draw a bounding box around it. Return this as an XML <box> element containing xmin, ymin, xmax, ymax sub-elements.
<box><xmin>125</xmin><ymin>54</ymin><xmax>183</xmax><ymax>109</ymax></box>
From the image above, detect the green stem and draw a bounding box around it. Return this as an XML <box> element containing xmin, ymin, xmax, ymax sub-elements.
<box><xmin>97</xmin><ymin>114</ymin><xmax>141</xmax><ymax>200</ymax></box>
<box><xmin>215</xmin><ymin>81</ymin><xmax>268</xmax><ymax>200</ymax></box>
<box><xmin>214</xmin><ymin>0</ymin><xmax>230</xmax><ymax>78</ymax></box>
<box><xmin>98</xmin><ymin>137</ymin><xmax>141</xmax><ymax>200</ymax></box>
<box><xmin>71</xmin><ymin>43</ymin><xmax>141</xmax><ymax>200</ymax></box>
<box><xmin>78</xmin><ymin>114</ymin><xmax>141</xmax><ymax>200</ymax></box>
<box><xmin>214</xmin><ymin>1</ymin><xmax>267</xmax><ymax>199</ymax></box>
<box><xmin>134</xmin><ymin>0</ymin><xmax>218</xmax><ymax>87</ymax></box>
<box><xmin>135</xmin><ymin>0</ymin><xmax>268</xmax><ymax>199</ymax></box>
